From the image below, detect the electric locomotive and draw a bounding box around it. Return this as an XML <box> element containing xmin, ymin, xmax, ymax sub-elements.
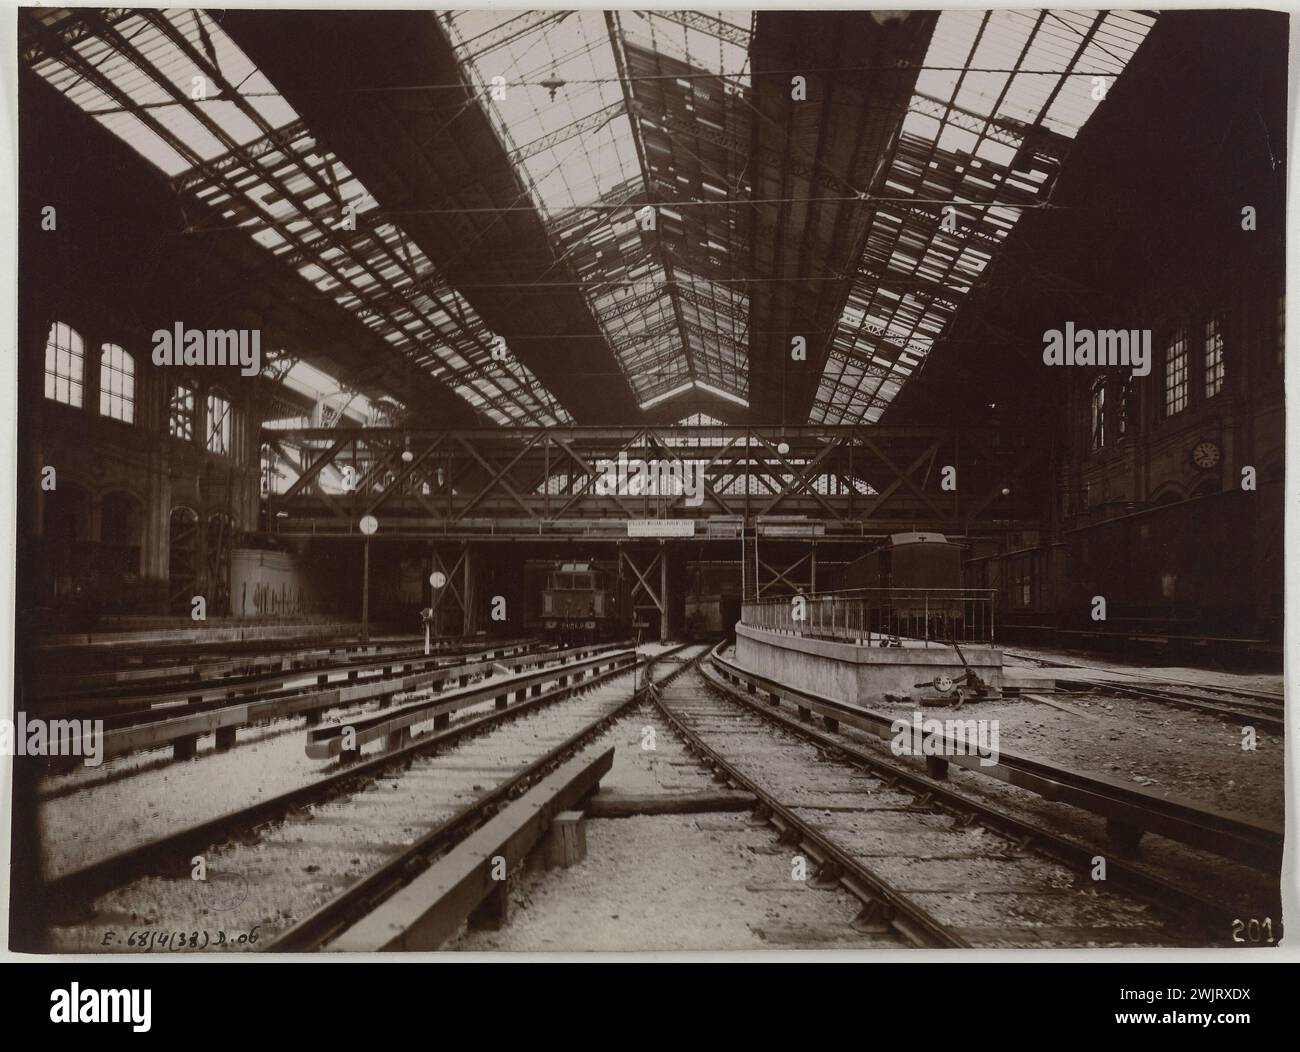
<box><xmin>540</xmin><ymin>561</ymin><xmax>621</xmax><ymax>643</ymax></box>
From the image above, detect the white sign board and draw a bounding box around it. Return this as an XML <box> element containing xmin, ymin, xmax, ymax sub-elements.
<box><xmin>627</xmin><ymin>519</ymin><xmax>696</xmax><ymax>538</ymax></box>
<box><xmin>758</xmin><ymin>522</ymin><xmax>824</xmax><ymax>538</ymax></box>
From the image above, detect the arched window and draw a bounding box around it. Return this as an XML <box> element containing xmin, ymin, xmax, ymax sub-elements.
<box><xmin>1204</xmin><ymin>316</ymin><xmax>1225</xmax><ymax>399</ymax></box>
<box><xmin>1089</xmin><ymin>380</ymin><xmax>1106</xmax><ymax>451</ymax></box>
<box><xmin>1164</xmin><ymin>328</ymin><xmax>1188</xmax><ymax>416</ymax></box>
<box><xmin>206</xmin><ymin>388</ymin><xmax>232</xmax><ymax>456</ymax></box>
<box><xmin>99</xmin><ymin>344</ymin><xmax>135</xmax><ymax>423</ymax></box>
<box><xmin>169</xmin><ymin>382</ymin><xmax>196</xmax><ymax>440</ymax></box>
<box><xmin>43</xmin><ymin>321</ymin><xmax>85</xmax><ymax>407</ymax></box>
<box><xmin>1116</xmin><ymin>376</ymin><xmax>1133</xmax><ymax>439</ymax></box>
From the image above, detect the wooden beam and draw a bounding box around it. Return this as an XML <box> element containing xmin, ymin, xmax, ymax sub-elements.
<box><xmin>586</xmin><ymin>790</ymin><xmax>756</xmax><ymax>817</ymax></box>
<box><xmin>330</xmin><ymin>746</ymin><xmax>615</xmax><ymax>950</ymax></box>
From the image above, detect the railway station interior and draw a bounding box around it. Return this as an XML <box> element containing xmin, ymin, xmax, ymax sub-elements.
<box><xmin>9</xmin><ymin>7</ymin><xmax>1290</xmax><ymax>954</ymax></box>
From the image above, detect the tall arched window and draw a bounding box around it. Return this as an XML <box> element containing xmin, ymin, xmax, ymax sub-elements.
<box><xmin>99</xmin><ymin>344</ymin><xmax>136</xmax><ymax>423</ymax></box>
<box><xmin>1164</xmin><ymin>328</ymin><xmax>1188</xmax><ymax>416</ymax></box>
<box><xmin>169</xmin><ymin>382</ymin><xmax>196</xmax><ymax>440</ymax></box>
<box><xmin>43</xmin><ymin>321</ymin><xmax>85</xmax><ymax>407</ymax></box>
<box><xmin>1089</xmin><ymin>380</ymin><xmax>1106</xmax><ymax>451</ymax></box>
<box><xmin>206</xmin><ymin>388</ymin><xmax>232</xmax><ymax>456</ymax></box>
<box><xmin>1204</xmin><ymin>316</ymin><xmax>1225</xmax><ymax>399</ymax></box>
<box><xmin>1116</xmin><ymin>376</ymin><xmax>1133</xmax><ymax>439</ymax></box>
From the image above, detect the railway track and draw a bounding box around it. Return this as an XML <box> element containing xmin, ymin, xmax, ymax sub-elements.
<box><xmin>42</xmin><ymin>640</ymin><xmax>545</xmax><ymax>732</ymax></box>
<box><xmin>51</xmin><ymin>642</ymin><xmax>625</xmax><ymax>765</ymax></box>
<box><xmin>33</xmin><ymin>638</ymin><xmax>543</xmax><ymax>717</ymax></box>
<box><xmin>641</xmin><ymin>654</ymin><xmax>1279</xmax><ymax>949</ymax></box>
<box><xmin>31</xmin><ymin>631</ymin><xmax>428</xmax><ymax>689</ymax></box>
<box><xmin>1003</xmin><ymin>649</ymin><xmax>1285</xmax><ymax>733</ymax></box>
<box><xmin>1056</xmin><ymin>679</ymin><xmax>1286</xmax><ymax>735</ymax></box>
<box><xmin>42</xmin><ymin>643</ymin><xmax>700</xmax><ymax>953</ymax></box>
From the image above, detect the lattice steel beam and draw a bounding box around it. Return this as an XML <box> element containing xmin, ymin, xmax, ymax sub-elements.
<box><xmin>642</xmin><ymin>10</ymin><xmax>752</xmax><ymax>50</ymax></box>
<box><xmin>170</xmin><ymin>118</ymin><xmax>313</xmax><ymax>194</ymax></box>
<box><xmin>510</xmin><ymin>100</ymin><xmax>626</xmax><ymax>164</ymax></box>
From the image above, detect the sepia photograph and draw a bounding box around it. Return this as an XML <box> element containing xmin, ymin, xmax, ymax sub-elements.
<box><xmin>3</xmin><ymin>3</ymin><xmax>1294</xmax><ymax>971</ymax></box>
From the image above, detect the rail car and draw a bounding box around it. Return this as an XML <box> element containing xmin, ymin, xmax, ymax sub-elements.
<box><xmin>540</xmin><ymin>562</ymin><xmax>623</xmax><ymax>644</ymax></box>
<box><xmin>836</xmin><ymin>531</ymin><xmax>971</xmax><ymax>642</ymax></box>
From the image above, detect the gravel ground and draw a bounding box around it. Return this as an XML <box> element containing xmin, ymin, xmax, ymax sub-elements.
<box><xmin>43</xmin><ymin>638</ymin><xmax>1276</xmax><ymax>953</ymax></box>
<box><xmin>724</xmin><ymin>642</ymin><xmax>1283</xmax><ymax>821</ymax></box>
<box><xmin>912</xmin><ymin>691</ymin><xmax>1283</xmax><ymax>822</ymax></box>
<box><xmin>452</xmin><ymin>708</ymin><xmax>893</xmax><ymax>952</ymax></box>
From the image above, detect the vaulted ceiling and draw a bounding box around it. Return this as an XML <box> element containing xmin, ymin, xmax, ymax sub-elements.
<box><xmin>20</xmin><ymin>7</ymin><xmax>1157</xmax><ymax>426</ymax></box>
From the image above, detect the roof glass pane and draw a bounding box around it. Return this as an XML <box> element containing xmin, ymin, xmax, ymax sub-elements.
<box><xmin>28</xmin><ymin>8</ymin><xmax>572</xmax><ymax>426</ymax></box>
<box><xmin>811</xmin><ymin>8</ymin><xmax>1154</xmax><ymax>424</ymax></box>
<box><xmin>445</xmin><ymin>10</ymin><xmax>754</xmax><ymax>411</ymax></box>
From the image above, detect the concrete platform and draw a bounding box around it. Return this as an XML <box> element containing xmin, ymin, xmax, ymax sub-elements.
<box><xmin>735</xmin><ymin>624</ymin><xmax>1003</xmax><ymax>706</ymax></box>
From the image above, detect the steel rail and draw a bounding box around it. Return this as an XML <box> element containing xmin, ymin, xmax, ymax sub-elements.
<box><xmin>35</xmin><ymin>636</ymin><xmax>433</xmax><ymax>693</ymax></box>
<box><xmin>1003</xmin><ymin>650</ymin><xmax>1285</xmax><ymax>705</ymax></box>
<box><xmin>651</xmin><ymin>664</ymin><xmax>967</xmax><ymax>948</ymax></box>
<box><xmin>92</xmin><ymin>643</ymin><xmax>623</xmax><ymax>760</ymax></box>
<box><xmin>34</xmin><ymin>637</ymin><xmax>542</xmax><ymax>708</ymax></box>
<box><xmin>42</xmin><ymin>645</ymin><xmax>693</xmax><ymax>916</ymax></box>
<box><xmin>273</xmin><ymin>645</ymin><xmax>701</xmax><ymax>951</ymax></box>
<box><xmin>697</xmin><ymin>651</ymin><xmax>1278</xmax><ymax>942</ymax></box>
<box><xmin>303</xmin><ymin>647</ymin><xmax>636</xmax><ymax>757</ymax></box>
<box><xmin>34</xmin><ymin>639</ymin><xmax>546</xmax><ymax>721</ymax></box>
<box><xmin>1056</xmin><ymin>679</ymin><xmax>1286</xmax><ymax>735</ymax></box>
<box><xmin>710</xmin><ymin>648</ymin><xmax>1284</xmax><ymax>871</ymax></box>
<box><xmin>34</xmin><ymin>628</ymin><xmax>419</xmax><ymax>664</ymax></box>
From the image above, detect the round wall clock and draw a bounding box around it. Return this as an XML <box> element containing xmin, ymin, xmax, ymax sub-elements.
<box><xmin>1190</xmin><ymin>439</ymin><xmax>1222</xmax><ymax>470</ymax></box>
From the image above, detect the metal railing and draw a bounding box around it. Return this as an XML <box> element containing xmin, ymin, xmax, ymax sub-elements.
<box><xmin>742</xmin><ymin>588</ymin><xmax>997</xmax><ymax>646</ymax></box>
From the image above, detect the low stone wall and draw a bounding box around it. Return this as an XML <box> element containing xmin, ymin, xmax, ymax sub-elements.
<box><xmin>735</xmin><ymin>623</ymin><xmax>1003</xmax><ymax>705</ymax></box>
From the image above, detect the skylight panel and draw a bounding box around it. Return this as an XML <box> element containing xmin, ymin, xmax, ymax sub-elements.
<box><xmin>677</xmin><ymin>412</ymin><xmax>726</xmax><ymax>427</ymax></box>
<box><xmin>446</xmin><ymin>11</ymin><xmax>754</xmax><ymax>410</ymax></box>
<box><xmin>446</xmin><ymin>9</ymin><xmax>633</xmax><ymax>220</ymax></box>
<box><xmin>695</xmin><ymin>379</ymin><xmax>747</xmax><ymax>407</ymax></box>
<box><xmin>28</xmin><ymin>8</ymin><xmax>574</xmax><ymax>426</ymax></box>
<box><xmin>811</xmin><ymin>8</ymin><xmax>1155</xmax><ymax>425</ymax></box>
